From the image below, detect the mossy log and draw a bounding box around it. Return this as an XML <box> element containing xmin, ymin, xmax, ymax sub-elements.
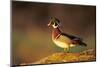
<box><xmin>17</xmin><ymin>49</ymin><xmax>95</xmax><ymax>67</ymax></box>
<box><xmin>33</xmin><ymin>49</ymin><xmax>96</xmax><ymax>64</ymax></box>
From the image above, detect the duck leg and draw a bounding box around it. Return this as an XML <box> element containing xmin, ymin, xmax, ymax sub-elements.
<box><xmin>64</xmin><ymin>45</ymin><xmax>70</xmax><ymax>53</ymax></box>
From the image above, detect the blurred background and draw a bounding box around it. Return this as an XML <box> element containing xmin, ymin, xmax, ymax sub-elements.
<box><xmin>12</xmin><ymin>1</ymin><xmax>96</xmax><ymax>65</ymax></box>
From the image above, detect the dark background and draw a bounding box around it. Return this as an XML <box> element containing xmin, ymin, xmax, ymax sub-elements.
<box><xmin>12</xmin><ymin>1</ymin><xmax>96</xmax><ymax>65</ymax></box>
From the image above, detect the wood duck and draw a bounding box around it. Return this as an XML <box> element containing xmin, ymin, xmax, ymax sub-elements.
<box><xmin>47</xmin><ymin>17</ymin><xmax>87</xmax><ymax>52</ymax></box>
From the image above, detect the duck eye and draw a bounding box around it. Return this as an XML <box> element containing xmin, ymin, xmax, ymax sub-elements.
<box><xmin>54</xmin><ymin>22</ymin><xmax>58</xmax><ymax>26</ymax></box>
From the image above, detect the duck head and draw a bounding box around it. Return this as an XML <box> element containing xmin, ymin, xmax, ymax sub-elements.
<box><xmin>47</xmin><ymin>17</ymin><xmax>60</xmax><ymax>28</ymax></box>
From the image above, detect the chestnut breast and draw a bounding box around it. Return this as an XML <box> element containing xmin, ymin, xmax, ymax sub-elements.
<box><xmin>52</xmin><ymin>28</ymin><xmax>61</xmax><ymax>39</ymax></box>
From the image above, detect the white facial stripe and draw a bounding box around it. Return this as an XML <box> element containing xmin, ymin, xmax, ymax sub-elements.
<box><xmin>52</xmin><ymin>25</ymin><xmax>58</xmax><ymax>28</ymax></box>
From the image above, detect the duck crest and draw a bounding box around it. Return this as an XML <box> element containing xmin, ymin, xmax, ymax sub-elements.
<box><xmin>52</xmin><ymin>27</ymin><xmax>61</xmax><ymax>39</ymax></box>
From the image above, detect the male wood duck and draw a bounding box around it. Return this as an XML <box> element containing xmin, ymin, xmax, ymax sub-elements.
<box><xmin>47</xmin><ymin>17</ymin><xmax>87</xmax><ymax>52</ymax></box>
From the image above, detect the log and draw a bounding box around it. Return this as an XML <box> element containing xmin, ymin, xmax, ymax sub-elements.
<box><xmin>16</xmin><ymin>49</ymin><xmax>96</xmax><ymax>67</ymax></box>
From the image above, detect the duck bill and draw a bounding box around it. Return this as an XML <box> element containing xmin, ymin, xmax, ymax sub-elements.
<box><xmin>47</xmin><ymin>21</ymin><xmax>51</xmax><ymax>27</ymax></box>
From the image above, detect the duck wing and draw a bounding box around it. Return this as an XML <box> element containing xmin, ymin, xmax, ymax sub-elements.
<box><xmin>61</xmin><ymin>33</ymin><xmax>82</xmax><ymax>41</ymax></box>
<box><xmin>61</xmin><ymin>33</ymin><xmax>87</xmax><ymax>46</ymax></box>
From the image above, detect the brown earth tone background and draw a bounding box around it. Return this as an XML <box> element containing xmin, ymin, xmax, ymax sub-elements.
<box><xmin>12</xmin><ymin>1</ymin><xmax>96</xmax><ymax>65</ymax></box>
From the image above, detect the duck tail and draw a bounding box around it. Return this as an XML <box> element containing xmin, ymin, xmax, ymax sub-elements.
<box><xmin>79</xmin><ymin>41</ymin><xmax>87</xmax><ymax>46</ymax></box>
